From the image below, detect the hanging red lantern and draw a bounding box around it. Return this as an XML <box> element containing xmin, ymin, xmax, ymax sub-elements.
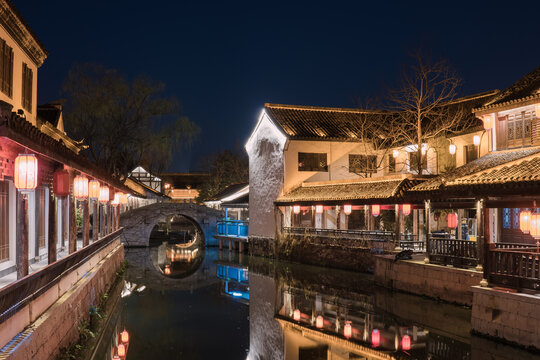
<box><xmin>447</xmin><ymin>212</ymin><xmax>458</xmax><ymax>228</ymax></box>
<box><xmin>315</xmin><ymin>205</ymin><xmax>323</xmax><ymax>214</ymax></box>
<box><xmin>316</xmin><ymin>315</ymin><xmax>323</xmax><ymax>329</ymax></box>
<box><xmin>372</xmin><ymin>204</ymin><xmax>380</xmax><ymax>217</ymax></box>
<box><xmin>89</xmin><ymin>180</ymin><xmax>100</xmax><ymax>199</ymax></box>
<box><xmin>343</xmin><ymin>204</ymin><xmax>352</xmax><ymax>215</ymax></box>
<box><xmin>53</xmin><ymin>169</ymin><xmax>70</xmax><ymax>196</ymax></box>
<box><xmin>344</xmin><ymin>321</ymin><xmax>352</xmax><ymax>338</ymax></box>
<box><xmin>73</xmin><ymin>176</ymin><xmax>88</xmax><ymax>199</ymax></box>
<box><xmin>293</xmin><ymin>205</ymin><xmax>300</xmax><ymax>214</ymax></box>
<box><xmin>520</xmin><ymin>211</ymin><xmax>531</xmax><ymax>234</ymax></box>
<box><xmin>402</xmin><ymin>204</ymin><xmax>412</xmax><ymax>216</ymax></box>
<box><xmin>293</xmin><ymin>309</ymin><xmax>301</xmax><ymax>322</ymax></box>
<box><xmin>531</xmin><ymin>214</ymin><xmax>540</xmax><ymax>238</ymax></box>
<box><xmin>14</xmin><ymin>154</ymin><xmax>38</xmax><ymax>191</ymax></box>
<box><xmin>117</xmin><ymin>343</ymin><xmax>126</xmax><ymax>357</ymax></box>
<box><xmin>99</xmin><ymin>186</ymin><xmax>109</xmax><ymax>203</ymax></box>
<box><xmin>402</xmin><ymin>334</ymin><xmax>411</xmax><ymax>351</ymax></box>
<box><xmin>120</xmin><ymin>330</ymin><xmax>129</xmax><ymax>343</ymax></box>
<box><xmin>371</xmin><ymin>329</ymin><xmax>380</xmax><ymax>347</ymax></box>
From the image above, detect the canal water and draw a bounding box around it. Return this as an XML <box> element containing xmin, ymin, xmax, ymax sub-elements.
<box><xmin>93</xmin><ymin>244</ymin><xmax>540</xmax><ymax>360</ymax></box>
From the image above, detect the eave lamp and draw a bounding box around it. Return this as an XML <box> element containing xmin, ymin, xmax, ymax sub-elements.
<box><xmin>293</xmin><ymin>309</ymin><xmax>301</xmax><ymax>322</ymax></box>
<box><xmin>402</xmin><ymin>204</ymin><xmax>411</xmax><ymax>216</ymax></box>
<box><xmin>89</xmin><ymin>180</ymin><xmax>100</xmax><ymax>200</ymax></box>
<box><xmin>473</xmin><ymin>135</ymin><xmax>481</xmax><ymax>146</ymax></box>
<box><xmin>73</xmin><ymin>176</ymin><xmax>89</xmax><ymax>199</ymax></box>
<box><xmin>53</xmin><ymin>169</ymin><xmax>70</xmax><ymax>197</ymax></box>
<box><xmin>112</xmin><ymin>192</ymin><xmax>121</xmax><ymax>206</ymax></box>
<box><xmin>447</xmin><ymin>212</ymin><xmax>458</xmax><ymax>228</ymax></box>
<box><xmin>372</xmin><ymin>204</ymin><xmax>380</xmax><ymax>217</ymax></box>
<box><xmin>343</xmin><ymin>204</ymin><xmax>352</xmax><ymax>215</ymax></box>
<box><xmin>344</xmin><ymin>321</ymin><xmax>352</xmax><ymax>339</ymax></box>
<box><xmin>14</xmin><ymin>154</ymin><xmax>38</xmax><ymax>192</ymax></box>
<box><xmin>520</xmin><ymin>211</ymin><xmax>531</xmax><ymax>234</ymax></box>
<box><xmin>315</xmin><ymin>205</ymin><xmax>323</xmax><ymax>214</ymax></box>
<box><xmin>402</xmin><ymin>334</ymin><xmax>411</xmax><ymax>351</ymax></box>
<box><xmin>371</xmin><ymin>329</ymin><xmax>380</xmax><ymax>347</ymax></box>
<box><xmin>315</xmin><ymin>315</ymin><xmax>324</xmax><ymax>329</ymax></box>
<box><xmin>99</xmin><ymin>186</ymin><xmax>110</xmax><ymax>203</ymax></box>
<box><xmin>293</xmin><ymin>205</ymin><xmax>300</xmax><ymax>214</ymax></box>
<box><xmin>449</xmin><ymin>144</ymin><xmax>456</xmax><ymax>155</ymax></box>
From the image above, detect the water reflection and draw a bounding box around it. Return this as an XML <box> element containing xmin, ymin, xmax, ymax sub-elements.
<box><xmin>94</xmin><ymin>248</ymin><xmax>539</xmax><ymax>360</ymax></box>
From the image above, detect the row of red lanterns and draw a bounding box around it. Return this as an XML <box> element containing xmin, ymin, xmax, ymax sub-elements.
<box><xmin>292</xmin><ymin>309</ymin><xmax>411</xmax><ymax>350</ymax></box>
<box><xmin>293</xmin><ymin>204</ymin><xmax>413</xmax><ymax>216</ymax></box>
<box><xmin>13</xmin><ymin>153</ymin><xmax>127</xmax><ymax>205</ymax></box>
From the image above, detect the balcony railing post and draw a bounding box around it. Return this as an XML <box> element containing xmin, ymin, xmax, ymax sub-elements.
<box><xmin>394</xmin><ymin>204</ymin><xmax>402</xmax><ymax>251</ymax></box>
<box><xmin>424</xmin><ymin>200</ymin><xmax>431</xmax><ymax>264</ymax></box>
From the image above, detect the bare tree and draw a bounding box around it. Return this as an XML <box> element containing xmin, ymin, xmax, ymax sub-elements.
<box><xmin>388</xmin><ymin>54</ymin><xmax>474</xmax><ymax>175</ymax></box>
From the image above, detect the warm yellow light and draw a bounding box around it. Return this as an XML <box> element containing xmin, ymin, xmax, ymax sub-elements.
<box><xmin>73</xmin><ymin>176</ymin><xmax>89</xmax><ymax>199</ymax></box>
<box><xmin>315</xmin><ymin>205</ymin><xmax>323</xmax><ymax>214</ymax></box>
<box><xmin>449</xmin><ymin>144</ymin><xmax>456</xmax><ymax>155</ymax></box>
<box><xmin>89</xmin><ymin>180</ymin><xmax>100</xmax><ymax>199</ymax></box>
<box><xmin>316</xmin><ymin>315</ymin><xmax>323</xmax><ymax>329</ymax></box>
<box><xmin>99</xmin><ymin>186</ymin><xmax>109</xmax><ymax>203</ymax></box>
<box><xmin>372</xmin><ymin>204</ymin><xmax>380</xmax><ymax>216</ymax></box>
<box><xmin>344</xmin><ymin>321</ymin><xmax>352</xmax><ymax>338</ymax></box>
<box><xmin>392</xmin><ymin>149</ymin><xmax>399</xmax><ymax>158</ymax></box>
<box><xmin>293</xmin><ymin>205</ymin><xmax>300</xmax><ymax>214</ymax></box>
<box><xmin>520</xmin><ymin>211</ymin><xmax>531</xmax><ymax>234</ymax></box>
<box><xmin>343</xmin><ymin>204</ymin><xmax>352</xmax><ymax>215</ymax></box>
<box><xmin>473</xmin><ymin>135</ymin><xmax>481</xmax><ymax>146</ymax></box>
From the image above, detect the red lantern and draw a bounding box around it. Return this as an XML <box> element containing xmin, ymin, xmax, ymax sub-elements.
<box><xmin>316</xmin><ymin>315</ymin><xmax>323</xmax><ymax>329</ymax></box>
<box><xmin>73</xmin><ymin>176</ymin><xmax>88</xmax><ymax>199</ymax></box>
<box><xmin>53</xmin><ymin>170</ymin><xmax>70</xmax><ymax>196</ymax></box>
<box><xmin>344</xmin><ymin>321</ymin><xmax>352</xmax><ymax>338</ymax></box>
<box><xmin>99</xmin><ymin>186</ymin><xmax>109</xmax><ymax>203</ymax></box>
<box><xmin>293</xmin><ymin>309</ymin><xmax>301</xmax><ymax>322</ymax></box>
<box><xmin>343</xmin><ymin>204</ymin><xmax>352</xmax><ymax>215</ymax></box>
<box><xmin>120</xmin><ymin>330</ymin><xmax>129</xmax><ymax>343</ymax></box>
<box><xmin>402</xmin><ymin>204</ymin><xmax>411</xmax><ymax>216</ymax></box>
<box><xmin>531</xmin><ymin>214</ymin><xmax>540</xmax><ymax>238</ymax></box>
<box><xmin>293</xmin><ymin>205</ymin><xmax>300</xmax><ymax>214</ymax></box>
<box><xmin>402</xmin><ymin>334</ymin><xmax>411</xmax><ymax>351</ymax></box>
<box><xmin>117</xmin><ymin>343</ymin><xmax>126</xmax><ymax>357</ymax></box>
<box><xmin>372</xmin><ymin>204</ymin><xmax>380</xmax><ymax>217</ymax></box>
<box><xmin>371</xmin><ymin>329</ymin><xmax>380</xmax><ymax>347</ymax></box>
<box><xmin>520</xmin><ymin>211</ymin><xmax>531</xmax><ymax>234</ymax></box>
<box><xmin>89</xmin><ymin>180</ymin><xmax>100</xmax><ymax>199</ymax></box>
<box><xmin>447</xmin><ymin>212</ymin><xmax>458</xmax><ymax>228</ymax></box>
<box><xmin>315</xmin><ymin>205</ymin><xmax>323</xmax><ymax>214</ymax></box>
<box><xmin>14</xmin><ymin>154</ymin><xmax>38</xmax><ymax>191</ymax></box>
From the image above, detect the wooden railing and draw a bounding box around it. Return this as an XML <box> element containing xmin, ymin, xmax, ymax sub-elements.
<box><xmin>488</xmin><ymin>248</ymin><xmax>540</xmax><ymax>290</ymax></box>
<box><xmin>282</xmin><ymin>227</ymin><xmax>395</xmax><ymax>242</ymax></box>
<box><xmin>428</xmin><ymin>235</ymin><xmax>478</xmax><ymax>268</ymax></box>
<box><xmin>0</xmin><ymin>228</ymin><xmax>123</xmax><ymax>324</ymax></box>
<box><xmin>399</xmin><ymin>234</ymin><xmax>425</xmax><ymax>252</ymax></box>
<box><xmin>216</xmin><ymin>220</ymin><xmax>248</xmax><ymax>238</ymax></box>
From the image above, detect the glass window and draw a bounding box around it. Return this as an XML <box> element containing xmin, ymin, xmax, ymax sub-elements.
<box><xmin>349</xmin><ymin>154</ymin><xmax>377</xmax><ymax>174</ymax></box>
<box><xmin>0</xmin><ymin>181</ymin><xmax>9</xmax><ymax>261</ymax></box>
<box><xmin>298</xmin><ymin>152</ymin><xmax>328</xmax><ymax>172</ymax></box>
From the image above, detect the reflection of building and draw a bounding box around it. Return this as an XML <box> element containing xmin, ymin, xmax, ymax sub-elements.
<box><xmin>216</xmin><ymin>261</ymin><xmax>249</xmax><ymax>304</ymax></box>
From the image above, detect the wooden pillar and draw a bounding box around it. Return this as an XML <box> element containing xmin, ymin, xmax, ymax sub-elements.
<box><xmin>69</xmin><ymin>195</ymin><xmax>76</xmax><ymax>253</ymax></box>
<box><xmin>239</xmin><ymin>241</ymin><xmax>244</xmax><ymax>253</ymax></box>
<box><xmin>92</xmin><ymin>200</ymin><xmax>98</xmax><ymax>242</ymax></box>
<box><xmin>99</xmin><ymin>203</ymin><xmax>104</xmax><ymax>237</ymax></box>
<box><xmin>364</xmin><ymin>205</ymin><xmax>371</xmax><ymax>230</ymax></box>
<box><xmin>16</xmin><ymin>193</ymin><xmax>28</xmax><ymax>279</ymax></box>
<box><xmin>219</xmin><ymin>238</ymin><xmax>223</xmax><ymax>250</ymax></box>
<box><xmin>424</xmin><ymin>200</ymin><xmax>431</xmax><ymax>264</ymax></box>
<box><xmin>336</xmin><ymin>206</ymin><xmax>341</xmax><ymax>230</ymax></box>
<box><xmin>48</xmin><ymin>191</ymin><xmax>57</xmax><ymax>264</ymax></box>
<box><xmin>482</xmin><ymin>204</ymin><xmax>491</xmax><ymax>287</ymax></box>
<box><xmin>394</xmin><ymin>204</ymin><xmax>401</xmax><ymax>251</ymax></box>
<box><xmin>63</xmin><ymin>197</ymin><xmax>69</xmax><ymax>249</ymax></box>
<box><xmin>83</xmin><ymin>199</ymin><xmax>90</xmax><ymax>247</ymax></box>
<box><xmin>109</xmin><ymin>205</ymin><xmax>113</xmax><ymax>233</ymax></box>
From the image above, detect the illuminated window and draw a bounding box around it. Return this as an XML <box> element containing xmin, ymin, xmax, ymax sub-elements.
<box><xmin>298</xmin><ymin>152</ymin><xmax>327</xmax><ymax>172</ymax></box>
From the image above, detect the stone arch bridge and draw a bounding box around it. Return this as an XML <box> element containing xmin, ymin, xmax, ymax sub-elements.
<box><xmin>120</xmin><ymin>202</ymin><xmax>223</xmax><ymax>247</ymax></box>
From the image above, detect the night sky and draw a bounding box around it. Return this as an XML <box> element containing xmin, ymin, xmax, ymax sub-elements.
<box><xmin>13</xmin><ymin>0</ymin><xmax>540</xmax><ymax>171</ymax></box>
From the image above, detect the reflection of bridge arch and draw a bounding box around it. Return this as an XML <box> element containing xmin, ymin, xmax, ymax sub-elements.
<box><xmin>120</xmin><ymin>203</ymin><xmax>223</xmax><ymax>247</ymax></box>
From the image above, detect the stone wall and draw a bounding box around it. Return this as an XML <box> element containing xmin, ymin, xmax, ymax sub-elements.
<box><xmin>248</xmin><ymin>235</ymin><xmax>276</xmax><ymax>258</ymax></box>
<box><xmin>0</xmin><ymin>239</ymin><xmax>124</xmax><ymax>360</ymax></box>
<box><xmin>374</xmin><ymin>255</ymin><xmax>483</xmax><ymax>306</ymax></box>
<box><xmin>471</xmin><ymin>286</ymin><xmax>540</xmax><ymax>350</ymax></box>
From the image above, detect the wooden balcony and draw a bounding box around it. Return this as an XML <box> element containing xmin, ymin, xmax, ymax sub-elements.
<box><xmin>283</xmin><ymin>227</ymin><xmax>395</xmax><ymax>242</ymax></box>
<box><xmin>427</xmin><ymin>235</ymin><xmax>478</xmax><ymax>268</ymax></box>
<box><xmin>488</xmin><ymin>245</ymin><xmax>540</xmax><ymax>291</ymax></box>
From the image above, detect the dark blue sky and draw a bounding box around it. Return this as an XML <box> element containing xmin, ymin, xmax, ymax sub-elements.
<box><xmin>14</xmin><ymin>0</ymin><xmax>540</xmax><ymax>171</ymax></box>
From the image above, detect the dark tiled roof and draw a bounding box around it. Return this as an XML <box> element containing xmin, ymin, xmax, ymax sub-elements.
<box><xmin>276</xmin><ymin>177</ymin><xmax>421</xmax><ymax>204</ymax></box>
<box><xmin>447</xmin><ymin>152</ymin><xmax>540</xmax><ymax>186</ymax></box>
<box><xmin>264</xmin><ymin>103</ymin><xmax>387</xmax><ymax>141</ymax></box>
<box><xmin>222</xmin><ymin>193</ymin><xmax>248</xmax><ymax>206</ymax></box>
<box><xmin>410</xmin><ymin>147</ymin><xmax>540</xmax><ymax>192</ymax></box>
<box><xmin>159</xmin><ymin>172</ymin><xmax>209</xmax><ymax>189</ymax></box>
<box><xmin>208</xmin><ymin>182</ymin><xmax>249</xmax><ymax>202</ymax></box>
<box><xmin>476</xmin><ymin>66</ymin><xmax>540</xmax><ymax>111</ymax></box>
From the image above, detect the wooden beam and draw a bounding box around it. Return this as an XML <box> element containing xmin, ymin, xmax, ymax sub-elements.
<box><xmin>48</xmin><ymin>191</ymin><xmax>57</xmax><ymax>264</ymax></box>
<box><xmin>83</xmin><ymin>199</ymin><xmax>89</xmax><ymax>247</ymax></box>
<box><xmin>16</xmin><ymin>193</ymin><xmax>28</xmax><ymax>279</ymax></box>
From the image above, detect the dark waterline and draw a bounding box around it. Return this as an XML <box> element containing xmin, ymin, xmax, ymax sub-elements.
<box><xmin>94</xmin><ymin>246</ymin><xmax>540</xmax><ymax>360</ymax></box>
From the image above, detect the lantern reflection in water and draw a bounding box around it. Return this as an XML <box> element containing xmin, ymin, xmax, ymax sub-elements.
<box><xmin>316</xmin><ymin>315</ymin><xmax>323</xmax><ymax>329</ymax></box>
<box><xmin>402</xmin><ymin>334</ymin><xmax>411</xmax><ymax>350</ymax></box>
<box><xmin>120</xmin><ymin>330</ymin><xmax>129</xmax><ymax>343</ymax></box>
<box><xmin>371</xmin><ymin>329</ymin><xmax>380</xmax><ymax>347</ymax></box>
<box><xmin>117</xmin><ymin>343</ymin><xmax>126</xmax><ymax>357</ymax></box>
<box><xmin>343</xmin><ymin>321</ymin><xmax>352</xmax><ymax>338</ymax></box>
<box><xmin>293</xmin><ymin>309</ymin><xmax>301</xmax><ymax>322</ymax></box>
